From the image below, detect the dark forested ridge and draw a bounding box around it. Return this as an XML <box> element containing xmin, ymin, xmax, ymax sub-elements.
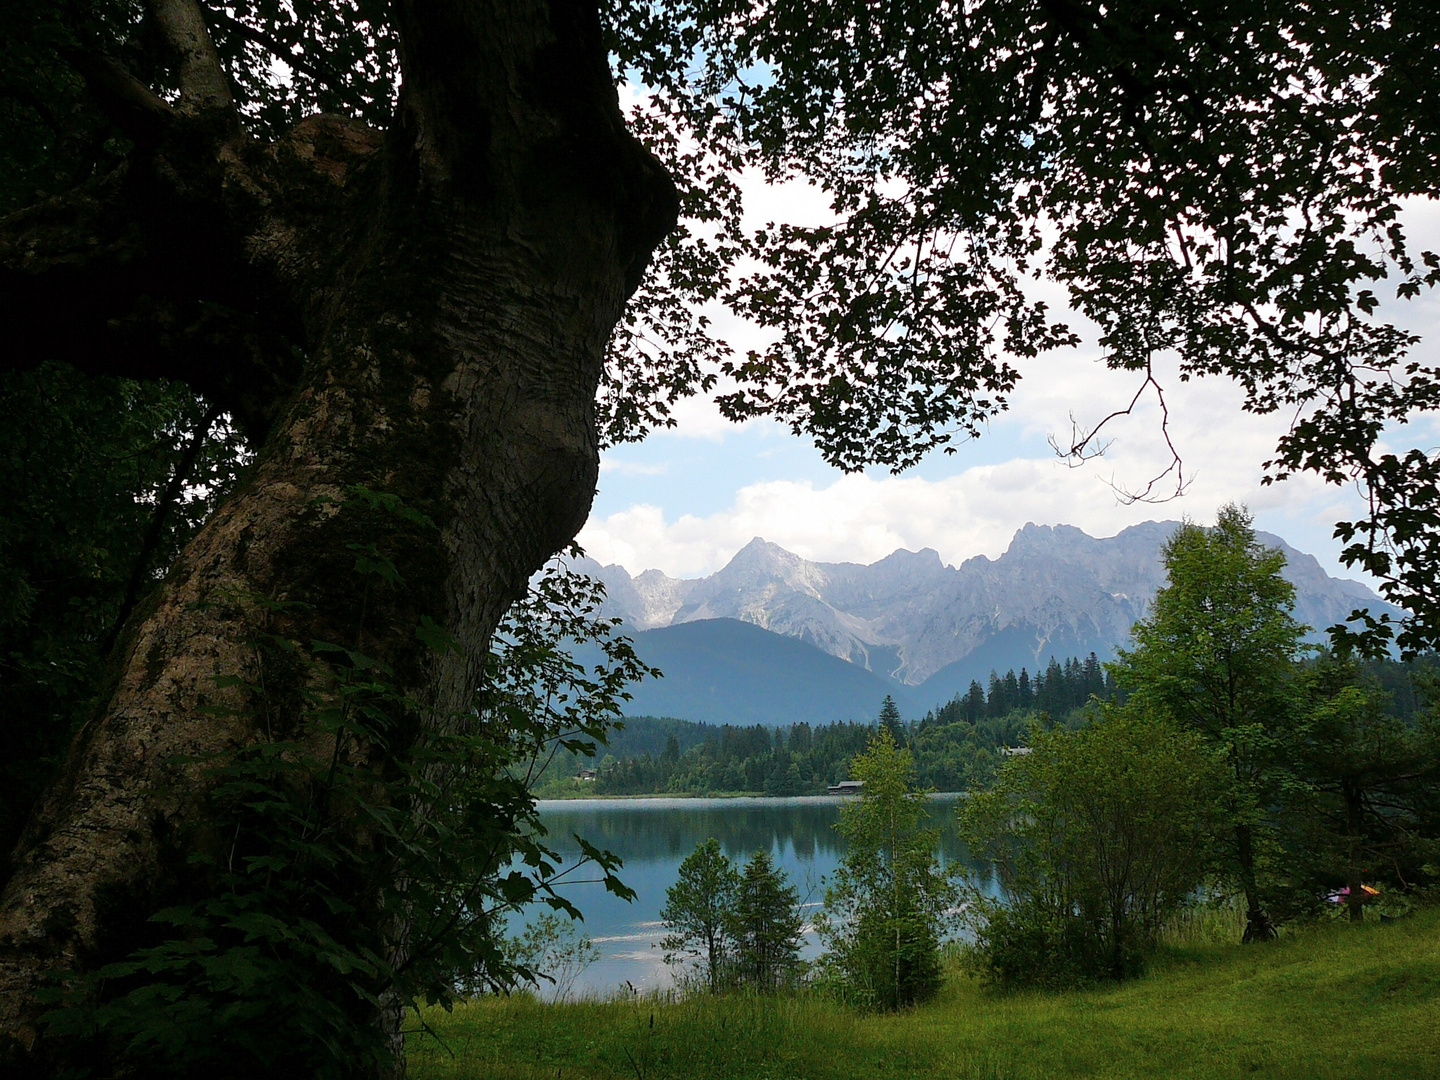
<box><xmin>610</xmin><ymin>620</ymin><xmax>1127</xmax><ymax>726</ymax></box>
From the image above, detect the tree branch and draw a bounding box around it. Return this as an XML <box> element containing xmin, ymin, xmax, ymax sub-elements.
<box><xmin>63</xmin><ymin>50</ymin><xmax>176</xmax><ymax>143</ymax></box>
<box><xmin>148</xmin><ymin>0</ymin><xmax>234</xmax><ymax>117</ymax></box>
<box><xmin>1048</xmin><ymin>361</ymin><xmax>1189</xmax><ymax>504</ymax></box>
<box><xmin>0</xmin><ymin>174</ymin><xmax>302</xmax><ymax>437</ymax></box>
<box><xmin>204</xmin><ymin>7</ymin><xmax>372</xmax><ymax>114</ymax></box>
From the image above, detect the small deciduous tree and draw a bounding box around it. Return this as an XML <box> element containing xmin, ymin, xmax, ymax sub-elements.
<box><xmin>503</xmin><ymin>913</ymin><xmax>601</xmax><ymax>1002</ymax></box>
<box><xmin>1115</xmin><ymin>505</ymin><xmax>1308</xmax><ymax>941</ymax></box>
<box><xmin>660</xmin><ymin>838</ymin><xmax>740</xmax><ymax>993</ymax></box>
<box><xmin>959</xmin><ymin>706</ymin><xmax>1226</xmax><ymax>987</ymax></box>
<box><xmin>818</xmin><ymin>727</ymin><xmax>955</xmax><ymax>1009</ymax></box>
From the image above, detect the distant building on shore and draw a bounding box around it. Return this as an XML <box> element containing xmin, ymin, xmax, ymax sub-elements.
<box><xmin>828</xmin><ymin>780</ymin><xmax>865</xmax><ymax>795</ymax></box>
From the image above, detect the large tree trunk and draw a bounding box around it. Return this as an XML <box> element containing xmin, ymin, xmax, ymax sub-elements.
<box><xmin>0</xmin><ymin>0</ymin><xmax>675</xmax><ymax>1072</ymax></box>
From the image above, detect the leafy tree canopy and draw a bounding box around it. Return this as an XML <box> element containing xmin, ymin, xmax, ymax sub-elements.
<box><xmin>5</xmin><ymin>1</ymin><xmax>1440</xmax><ymax>648</ymax></box>
<box><xmin>1275</xmin><ymin>653</ymin><xmax>1440</xmax><ymax>921</ymax></box>
<box><xmin>1117</xmin><ymin>504</ymin><xmax>1308</xmax><ymax>739</ymax></box>
<box><xmin>1115</xmin><ymin>504</ymin><xmax>1306</xmax><ymax>938</ymax></box>
<box><xmin>611</xmin><ymin>0</ymin><xmax>1440</xmax><ymax>653</ymax></box>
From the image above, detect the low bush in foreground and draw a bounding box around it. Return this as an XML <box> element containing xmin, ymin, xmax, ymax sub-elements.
<box><xmin>409</xmin><ymin>907</ymin><xmax>1440</xmax><ymax>1080</ymax></box>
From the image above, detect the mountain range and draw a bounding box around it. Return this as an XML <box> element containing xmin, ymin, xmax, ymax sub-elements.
<box><xmin>574</xmin><ymin>521</ymin><xmax>1398</xmax><ymax>726</ymax></box>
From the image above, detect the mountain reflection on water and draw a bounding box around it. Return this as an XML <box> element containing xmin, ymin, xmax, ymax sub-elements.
<box><xmin>508</xmin><ymin>795</ymin><xmax>996</xmax><ymax>999</ymax></box>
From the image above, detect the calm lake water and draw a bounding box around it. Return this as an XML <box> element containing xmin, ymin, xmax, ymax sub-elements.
<box><xmin>511</xmin><ymin>794</ymin><xmax>996</xmax><ymax>998</ymax></box>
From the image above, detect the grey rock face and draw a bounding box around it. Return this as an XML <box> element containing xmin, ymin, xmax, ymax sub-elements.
<box><xmin>576</xmin><ymin>522</ymin><xmax>1398</xmax><ymax>687</ymax></box>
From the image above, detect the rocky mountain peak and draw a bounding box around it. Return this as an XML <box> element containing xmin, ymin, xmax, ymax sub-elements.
<box><xmin>717</xmin><ymin>537</ymin><xmax>827</xmax><ymax>588</ymax></box>
<box><xmin>580</xmin><ymin>522</ymin><xmax>1397</xmax><ymax>692</ymax></box>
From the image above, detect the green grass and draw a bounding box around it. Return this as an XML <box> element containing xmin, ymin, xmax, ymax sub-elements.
<box><xmin>409</xmin><ymin>908</ymin><xmax>1440</xmax><ymax>1080</ymax></box>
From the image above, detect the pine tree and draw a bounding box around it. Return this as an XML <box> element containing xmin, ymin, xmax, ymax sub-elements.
<box><xmin>1083</xmin><ymin>653</ymin><xmax>1105</xmax><ymax>700</ymax></box>
<box><xmin>1065</xmin><ymin>658</ymin><xmax>1083</xmax><ymax>708</ymax></box>
<box><xmin>987</xmin><ymin>672</ymin><xmax>1006</xmax><ymax>717</ymax></box>
<box><xmin>964</xmin><ymin>680</ymin><xmax>986</xmax><ymax>724</ymax></box>
<box><xmin>731</xmin><ymin>850</ymin><xmax>804</xmax><ymax>991</ymax></box>
<box><xmin>1040</xmin><ymin>657</ymin><xmax>1065</xmax><ymax>716</ymax></box>
<box><xmin>878</xmin><ymin>695</ymin><xmax>905</xmax><ymax>743</ymax></box>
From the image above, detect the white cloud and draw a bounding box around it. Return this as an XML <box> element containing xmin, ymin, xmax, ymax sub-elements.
<box><xmin>578</xmin><ymin>404</ymin><xmax>1367</xmax><ymax>580</ymax></box>
<box><xmin>653</xmin><ymin>391</ymin><xmax>744</xmax><ymax>442</ymax></box>
<box><xmin>739</xmin><ymin>169</ymin><xmax>837</xmax><ymax>231</ymax></box>
<box><xmin>598</xmin><ymin>457</ymin><xmax>669</xmax><ymax>477</ymax></box>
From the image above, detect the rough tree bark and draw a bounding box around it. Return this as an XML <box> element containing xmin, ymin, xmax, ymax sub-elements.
<box><xmin>0</xmin><ymin>0</ymin><xmax>675</xmax><ymax>1071</ymax></box>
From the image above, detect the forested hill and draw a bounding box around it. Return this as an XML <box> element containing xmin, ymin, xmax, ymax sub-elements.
<box><xmin>609</xmin><ymin>624</ymin><xmax>1123</xmax><ymax>727</ymax></box>
<box><xmin>537</xmin><ymin>652</ymin><xmax>1436</xmax><ymax>799</ymax></box>
<box><xmin>536</xmin><ymin>711</ymin><xmax>1029</xmax><ymax>798</ymax></box>
<box><xmin>607</xmin><ymin>617</ymin><xmax>923</xmax><ymax>726</ymax></box>
<box><xmin>536</xmin><ymin>653</ymin><xmax>1125</xmax><ymax>797</ymax></box>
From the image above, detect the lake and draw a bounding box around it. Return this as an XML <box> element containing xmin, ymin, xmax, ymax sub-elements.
<box><xmin>510</xmin><ymin>794</ymin><xmax>996</xmax><ymax>998</ymax></box>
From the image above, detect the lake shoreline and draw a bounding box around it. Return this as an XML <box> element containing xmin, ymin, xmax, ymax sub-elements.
<box><xmin>535</xmin><ymin>790</ymin><xmax>967</xmax><ymax>807</ymax></box>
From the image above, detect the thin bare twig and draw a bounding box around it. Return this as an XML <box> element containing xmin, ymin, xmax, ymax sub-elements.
<box><xmin>1048</xmin><ymin>361</ymin><xmax>1190</xmax><ymax>504</ymax></box>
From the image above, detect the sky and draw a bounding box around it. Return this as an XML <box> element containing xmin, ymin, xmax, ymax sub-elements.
<box><xmin>577</xmin><ymin>177</ymin><xmax>1440</xmax><ymax>587</ymax></box>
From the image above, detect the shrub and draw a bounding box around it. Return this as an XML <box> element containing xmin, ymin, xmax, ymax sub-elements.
<box><xmin>503</xmin><ymin>913</ymin><xmax>600</xmax><ymax>1001</ymax></box>
<box><xmin>962</xmin><ymin>898</ymin><xmax>1111</xmax><ymax>989</ymax></box>
<box><xmin>959</xmin><ymin>705</ymin><xmax>1226</xmax><ymax>988</ymax></box>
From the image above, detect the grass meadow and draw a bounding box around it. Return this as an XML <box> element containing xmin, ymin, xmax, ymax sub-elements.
<box><xmin>408</xmin><ymin>906</ymin><xmax>1440</xmax><ymax>1080</ymax></box>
